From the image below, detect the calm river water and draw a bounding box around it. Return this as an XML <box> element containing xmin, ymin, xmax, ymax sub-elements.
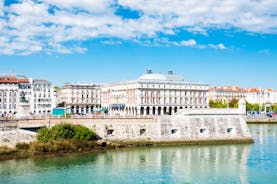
<box><xmin>0</xmin><ymin>124</ymin><xmax>276</xmax><ymax>184</ymax></box>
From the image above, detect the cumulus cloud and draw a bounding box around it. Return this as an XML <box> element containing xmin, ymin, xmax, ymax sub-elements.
<box><xmin>180</xmin><ymin>39</ymin><xmax>197</xmax><ymax>46</ymax></box>
<box><xmin>207</xmin><ymin>43</ymin><xmax>227</xmax><ymax>50</ymax></box>
<box><xmin>0</xmin><ymin>0</ymin><xmax>276</xmax><ymax>55</ymax></box>
<box><xmin>0</xmin><ymin>0</ymin><xmax>3</xmax><ymax>16</ymax></box>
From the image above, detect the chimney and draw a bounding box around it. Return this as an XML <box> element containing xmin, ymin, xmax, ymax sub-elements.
<box><xmin>168</xmin><ymin>69</ymin><xmax>173</xmax><ymax>75</ymax></box>
<box><xmin>146</xmin><ymin>68</ymin><xmax>152</xmax><ymax>74</ymax></box>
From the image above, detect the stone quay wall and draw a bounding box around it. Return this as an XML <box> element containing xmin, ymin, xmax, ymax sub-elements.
<box><xmin>2</xmin><ymin>107</ymin><xmax>253</xmax><ymax>144</ymax></box>
<box><xmin>88</xmin><ymin>109</ymin><xmax>253</xmax><ymax>142</ymax></box>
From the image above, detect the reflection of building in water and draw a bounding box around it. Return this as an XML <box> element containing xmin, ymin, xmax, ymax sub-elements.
<box><xmin>94</xmin><ymin>145</ymin><xmax>251</xmax><ymax>183</ymax></box>
<box><xmin>249</xmin><ymin>124</ymin><xmax>277</xmax><ymax>145</ymax></box>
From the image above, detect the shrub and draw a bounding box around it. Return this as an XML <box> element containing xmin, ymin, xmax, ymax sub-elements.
<box><xmin>15</xmin><ymin>143</ymin><xmax>30</xmax><ymax>151</ymax></box>
<box><xmin>27</xmin><ymin>140</ymin><xmax>96</xmax><ymax>155</ymax></box>
<box><xmin>37</xmin><ymin>123</ymin><xmax>99</xmax><ymax>142</ymax></box>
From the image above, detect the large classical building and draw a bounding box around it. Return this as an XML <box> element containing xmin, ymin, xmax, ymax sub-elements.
<box><xmin>30</xmin><ymin>79</ymin><xmax>55</xmax><ymax>115</ymax></box>
<box><xmin>208</xmin><ymin>86</ymin><xmax>247</xmax><ymax>102</ymax></box>
<box><xmin>57</xmin><ymin>83</ymin><xmax>102</xmax><ymax>114</ymax></box>
<box><xmin>101</xmin><ymin>69</ymin><xmax>209</xmax><ymax>116</ymax></box>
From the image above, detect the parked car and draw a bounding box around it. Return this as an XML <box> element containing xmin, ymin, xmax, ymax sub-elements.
<box><xmin>266</xmin><ymin>112</ymin><xmax>277</xmax><ymax>117</ymax></box>
<box><xmin>247</xmin><ymin>111</ymin><xmax>259</xmax><ymax>116</ymax></box>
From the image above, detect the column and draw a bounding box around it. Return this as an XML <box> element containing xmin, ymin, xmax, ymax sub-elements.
<box><xmin>144</xmin><ymin>107</ymin><xmax>147</xmax><ymax>116</ymax></box>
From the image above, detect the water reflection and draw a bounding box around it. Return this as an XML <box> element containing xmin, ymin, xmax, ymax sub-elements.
<box><xmin>0</xmin><ymin>144</ymin><xmax>252</xmax><ymax>183</ymax></box>
<box><xmin>249</xmin><ymin>124</ymin><xmax>277</xmax><ymax>145</ymax></box>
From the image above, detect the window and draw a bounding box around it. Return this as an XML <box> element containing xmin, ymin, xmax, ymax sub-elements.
<box><xmin>107</xmin><ymin>129</ymin><xmax>114</xmax><ymax>135</ymax></box>
<box><xmin>227</xmin><ymin>128</ymin><xmax>232</xmax><ymax>133</ymax></box>
<box><xmin>171</xmin><ymin>129</ymin><xmax>178</xmax><ymax>134</ymax></box>
<box><xmin>140</xmin><ymin>129</ymin><xmax>146</xmax><ymax>135</ymax></box>
<box><xmin>200</xmin><ymin>128</ymin><xmax>206</xmax><ymax>133</ymax></box>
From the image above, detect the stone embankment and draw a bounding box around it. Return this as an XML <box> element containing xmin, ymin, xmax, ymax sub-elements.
<box><xmin>0</xmin><ymin>129</ymin><xmax>36</xmax><ymax>148</ymax></box>
<box><xmin>247</xmin><ymin>117</ymin><xmax>277</xmax><ymax>124</ymax></box>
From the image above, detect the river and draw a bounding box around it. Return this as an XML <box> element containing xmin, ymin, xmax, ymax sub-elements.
<box><xmin>0</xmin><ymin>124</ymin><xmax>276</xmax><ymax>184</ymax></box>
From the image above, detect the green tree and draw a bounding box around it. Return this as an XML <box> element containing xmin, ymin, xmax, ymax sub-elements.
<box><xmin>272</xmin><ymin>104</ymin><xmax>277</xmax><ymax>112</ymax></box>
<box><xmin>246</xmin><ymin>101</ymin><xmax>253</xmax><ymax>111</ymax></box>
<box><xmin>209</xmin><ymin>99</ymin><xmax>228</xmax><ymax>108</ymax></box>
<box><xmin>54</xmin><ymin>86</ymin><xmax>62</xmax><ymax>91</ymax></box>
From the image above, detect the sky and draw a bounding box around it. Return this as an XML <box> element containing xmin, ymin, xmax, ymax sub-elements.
<box><xmin>0</xmin><ymin>0</ymin><xmax>277</xmax><ymax>88</ymax></box>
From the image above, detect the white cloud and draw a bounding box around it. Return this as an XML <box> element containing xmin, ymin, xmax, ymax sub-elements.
<box><xmin>101</xmin><ymin>40</ymin><xmax>122</xmax><ymax>45</ymax></box>
<box><xmin>207</xmin><ymin>43</ymin><xmax>227</xmax><ymax>50</ymax></box>
<box><xmin>180</xmin><ymin>39</ymin><xmax>197</xmax><ymax>46</ymax></box>
<box><xmin>40</xmin><ymin>0</ymin><xmax>114</xmax><ymax>14</ymax></box>
<box><xmin>0</xmin><ymin>0</ymin><xmax>276</xmax><ymax>55</ymax></box>
<box><xmin>0</xmin><ymin>0</ymin><xmax>3</xmax><ymax>16</ymax></box>
<box><xmin>215</xmin><ymin>43</ymin><xmax>226</xmax><ymax>50</ymax></box>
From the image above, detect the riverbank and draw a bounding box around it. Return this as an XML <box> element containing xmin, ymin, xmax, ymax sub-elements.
<box><xmin>0</xmin><ymin>138</ymin><xmax>254</xmax><ymax>161</ymax></box>
<box><xmin>247</xmin><ymin>118</ymin><xmax>277</xmax><ymax>124</ymax></box>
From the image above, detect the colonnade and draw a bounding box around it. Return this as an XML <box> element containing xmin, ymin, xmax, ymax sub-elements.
<box><xmin>122</xmin><ymin>105</ymin><xmax>208</xmax><ymax>116</ymax></box>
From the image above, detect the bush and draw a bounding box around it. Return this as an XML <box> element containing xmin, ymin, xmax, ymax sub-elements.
<box><xmin>15</xmin><ymin>143</ymin><xmax>30</xmax><ymax>151</ymax></box>
<box><xmin>27</xmin><ymin>140</ymin><xmax>97</xmax><ymax>155</ymax></box>
<box><xmin>37</xmin><ymin>123</ymin><xmax>99</xmax><ymax>142</ymax></box>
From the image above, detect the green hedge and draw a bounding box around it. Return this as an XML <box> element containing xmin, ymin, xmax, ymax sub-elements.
<box><xmin>37</xmin><ymin>123</ymin><xmax>99</xmax><ymax>142</ymax></box>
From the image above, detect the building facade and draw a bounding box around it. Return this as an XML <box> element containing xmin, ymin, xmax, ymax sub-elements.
<box><xmin>209</xmin><ymin>86</ymin><xmax>277</xmax><ymax>105</ymax></box>
<box><xmin>30</xmin><ymin>79</ymin><xmax>55</xmax><ymax>115</ymax></box>
<box><xmin>0</xmin><ymin>76</ymin><xmax>31</xmax><ymax>117</ymax></box>
<box><xmin>102</xmin><ymin>69</ymin><xmax>209</xmax><ymax>116</ymax></box>
<box><xmin>245</xmin><ymin>88</ymin><xmax>277</xmax><ymax>104</ymax></box>
<box><xmin>0</xmin><ymin>76</ymin><xmax>19</xmax><ymax>116</ymax></box>
<box><xmin>208</xmin><ymin>86</ymin><xmax>247</xmax><ymax>102</ymax></box>
<box><xmin>57</xmin><ymin>83</ymin><xmax>102</xmax><ymax>114</ymax></box>
<box><xmin>0</xmin><ymin>75</ymin><xmax>57</xmax><ymax>117</ymax></box>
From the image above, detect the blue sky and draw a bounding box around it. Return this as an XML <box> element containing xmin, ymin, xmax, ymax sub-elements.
<box><xmin>0</xmin><ymin>0</ymin><xmax>277</xmax><ymax>88</ymax></box>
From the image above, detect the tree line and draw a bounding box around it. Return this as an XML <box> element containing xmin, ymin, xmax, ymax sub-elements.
<box><xmin>209</xmin><ymin>99</ymin><xmax>277</xmax><ymax>112</ymax></box>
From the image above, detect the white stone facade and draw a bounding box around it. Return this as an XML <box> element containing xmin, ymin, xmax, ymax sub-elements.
<box><xmin>0</xmin><ymin>81</ymin><xmax>18</xmax><ymax>116</ymax></box>
<box><xmin>208</xmin><ymin>86</ymin><xmax>246</xmax><ymax>102</ymax></box>
<box><xmin>0</xmin><ymin>76</ymin><xmax>56</xmax><ymax>118</ymax></box>
<box><xmin>245</xmin><ymin>88</ymin><xmax>277</xmax><ymax>104</ymax></box>
<box><xmin>209</xmin><ymin>87</ymin><xmax>277</xmax><ymax>104</ymax></box>
<box><xmin>58</xmin><ymin>83</ymin><xmax>102</xmax><ymax>114</ymax></box>
<box><xmin>102</xmin><ymin>69</ymin><xmax>209</xmax><ymax>116</ymax></box>
<box><xmin>30</xmin><ymin>79</ymin><xmax>55</xmax><ymax>115</ymax></box>
<box><xmin>0</xmin><ymin>76</ymin><xmax>31</xmax><ymax>117</ymax></box>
